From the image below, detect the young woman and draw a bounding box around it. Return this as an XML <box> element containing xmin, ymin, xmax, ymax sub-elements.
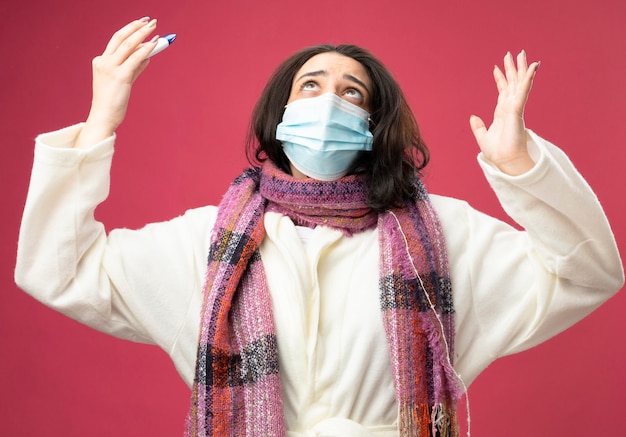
<box><xmin>15</xmin><ymin>17</ymin><xmax>623</xmax><ymax>436</ymax></box>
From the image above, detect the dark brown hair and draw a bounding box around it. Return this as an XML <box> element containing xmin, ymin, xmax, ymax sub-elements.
<box><xmin>246</xmin><ymin>44</ymin><xmax>429</xmax><ymax>212</ymax></box>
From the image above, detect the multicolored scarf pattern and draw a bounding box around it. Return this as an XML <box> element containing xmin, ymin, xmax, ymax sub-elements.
<box><xmin>185</xmin><ymin>161</ymin><xmax>461</xmax><ymax>436</ymax></box>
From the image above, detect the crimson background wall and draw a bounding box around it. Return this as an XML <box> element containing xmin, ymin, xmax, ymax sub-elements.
<box><xmin>2</xmin><ymin>0</ymin><xmax>624</xmax><ymax>435</ymax></box>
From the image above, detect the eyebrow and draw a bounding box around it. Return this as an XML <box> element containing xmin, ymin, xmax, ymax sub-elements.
<box><xmin>295</xmin><ymin>70</ymin><xmax>371</xmax><ymax>96</ymax></box>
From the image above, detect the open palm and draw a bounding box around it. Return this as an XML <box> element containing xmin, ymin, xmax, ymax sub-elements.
<box><xmin>470</xmin><ymin>50</ymin><xmax>540</xmax><ymax>176</ymax></box>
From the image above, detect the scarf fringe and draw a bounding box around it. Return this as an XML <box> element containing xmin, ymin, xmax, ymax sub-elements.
<box><xmin>399</xmin><ymin>402</ymin><xmax>459</xmax><ymax>437</ymax></box>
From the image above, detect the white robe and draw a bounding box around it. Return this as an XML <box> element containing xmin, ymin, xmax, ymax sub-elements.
<box><xmin>15</xmin><ymin>124</ymin><xmax>624</xmax><ymax>435</ymax></box>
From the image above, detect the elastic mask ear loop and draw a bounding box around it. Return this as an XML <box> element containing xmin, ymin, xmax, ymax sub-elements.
<box><xmin>387</xmin><ymin>209</ymin><xmax>471</xmax><ymax>437</ymax></box>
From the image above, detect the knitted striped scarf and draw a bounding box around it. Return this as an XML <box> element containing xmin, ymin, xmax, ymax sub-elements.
<box><xmin>186</xmin><ymin>161</ymin><xmax>462</xmax><ymax>436</ymax></box>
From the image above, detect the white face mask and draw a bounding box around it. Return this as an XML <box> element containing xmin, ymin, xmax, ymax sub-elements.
<box><xmin>275</xmin><ymin>93</ymin><xmax>373</xmax><ymax>181</ymax></box>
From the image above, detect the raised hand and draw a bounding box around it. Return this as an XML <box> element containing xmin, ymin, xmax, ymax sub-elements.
<box><xmin>469</xmin><ymin>50</ymin><xmax>540</xmax><ymax>175</ymax></box>
<box><xmin>74</xmin><ymin>17</ymin><xmax>160</xmax><ymax>149</ymax></box>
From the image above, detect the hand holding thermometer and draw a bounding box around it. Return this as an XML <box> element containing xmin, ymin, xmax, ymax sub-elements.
<box><xmin>148</xmin><ymin>33</ymin><xmax>176</xmax><ymax>58</ymax></box>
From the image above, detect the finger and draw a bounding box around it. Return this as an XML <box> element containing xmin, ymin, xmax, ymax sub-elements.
<box><xmin>103</xmin><ymin>35</ymin><xmax>158</xmax><ymax>86</ymax></box>
<box><xmin>469</xmin><ymin>114</ymin><xmax>487</xmax><ymax>144</ymax></box>
<box><xmin>503</xmin><ymin>51</ymin><xmax>517</xmax><ymax>86</ymax></box>
<box><xmin>103</xmin><ymin>17</ymin><xmax>151</xmax><ymax>55</ymax></box>
<box><xmin>110</xmin><ymin>19</ymin><xmax>158</xmax><ymax>63</ymax></box>
<box><xmin>528</xmin><ymin>60</ymin><xmax>540</xmax><ymax>79</ymax></box>
<box><xmin>493</xmin><ymin>65</ymin><xmax>507</xmax><ymax>94</ymax></box>
<box><xmin>518</xmin><ymin>60</ymin><xmax>540</xmax><ymax>102</ymax></box>
<box><xmin>130</xmin><ymin>58</ymin><xmax>151</xmax><ymax>83</ymax></box>
<box><xmin>516</xmin><ymin>50</ymin><xmax>528</xmax><ymax>82</ymax></box>
<box><xmin>123</xmin><ymin>35</ymin><xmax>160</xmax><ymax>76</ymax></box>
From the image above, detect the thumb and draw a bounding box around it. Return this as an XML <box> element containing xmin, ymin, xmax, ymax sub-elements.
<box><xmin>469</xmin><ymin>114</ymin><xmax>487</xmax><ymax>144</ymax></box>
<box><xmin>131</xmin><ymin>58</ymin><xmax>151</xmax><ymax>83</ymax></box>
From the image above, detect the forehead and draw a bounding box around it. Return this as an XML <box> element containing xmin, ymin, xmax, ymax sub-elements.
<box><xmin>293</xmin><ymin>52</ymin><xmax>371</xmax><ymax>85</ymax></box>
